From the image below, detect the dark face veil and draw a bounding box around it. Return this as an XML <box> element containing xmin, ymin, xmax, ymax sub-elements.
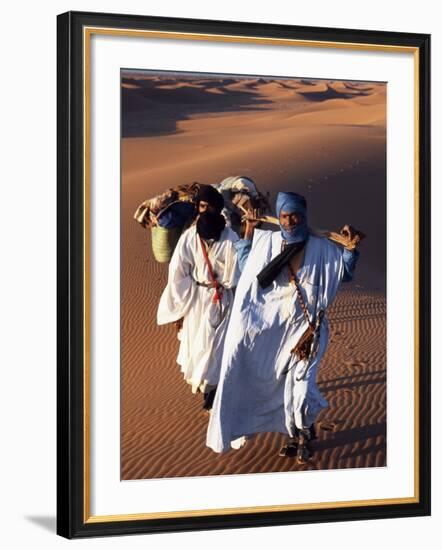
<box><xmin>196</xmin><ymin>212</ymin><xmax>226</xmax><ymax>241</ymax></box>
<box><xmin>196</xmin><ymin>185</ymin><xmax>226</xmax><ymax>241</ymax></box>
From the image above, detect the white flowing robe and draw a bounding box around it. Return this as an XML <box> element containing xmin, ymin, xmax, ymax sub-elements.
<box><xmin>207</xmin><ymin>229</ymin><xmax>346</xmax><ymax>453</ymax></box>
<box><xmin>157</xmin><ymin>225</ymin><xmax>240</xmax><ymax>393</ymax></box>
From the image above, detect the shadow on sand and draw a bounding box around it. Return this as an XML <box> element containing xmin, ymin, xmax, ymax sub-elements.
<box><xmin>298</xmin><ymin>84</ymin><xmax>371</xmax><ymax>102</ymax></box>
<box><xmin>122</xmin><ymin>76</ymin><xmax>273</xmax><ymax>138</ymax></box>
<box><xmin>313</xmin><ymin>422</ymin><xmax>386</xmax><ymax>453</ymax></box>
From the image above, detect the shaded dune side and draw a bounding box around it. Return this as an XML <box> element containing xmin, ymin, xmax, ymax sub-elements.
<box><xmin>122</xmin><ymin>75</ymin><xmax>385</xmax><ymax>138</ymax></box>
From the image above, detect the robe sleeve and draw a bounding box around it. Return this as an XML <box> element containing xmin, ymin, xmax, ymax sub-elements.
<box><xmin>234</xmin><ymin>238</ymin><xmax>252</xmax><ymax>273</ymax></box>
<box><xmin>157</xmin><ymin>233</ymin><xmax>196</xmax><ymax>325</ymax></box>
<box><xmin>341</xmin><ymin>248</ymin><xmax>360</xmax><ymax>282</ymax></box>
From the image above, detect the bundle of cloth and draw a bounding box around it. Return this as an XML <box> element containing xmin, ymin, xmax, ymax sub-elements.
<box><xmin>134</xmin><ymin>176</ymin><xmax>271</xmax><ymax>262</ymax></box>
<box><xmin>213</xmin><ymin>176</ymin><xmax>271</xmax><ymax>236</ymax></box>
<box><xmin>133</xmin><ymin>183</ymin><xmax>199</xmax><ymax>230</ymax></box>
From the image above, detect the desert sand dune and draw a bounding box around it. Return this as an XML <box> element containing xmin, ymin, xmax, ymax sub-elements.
<box><xmin>121</xmin><ymin>74</ymin><xmax>387</xmax><ymax>479</ymax></box>
<box><xmin>121</xmin><ymin>284</ymin><xmax>386</xmax><ymax>478</ymax></box>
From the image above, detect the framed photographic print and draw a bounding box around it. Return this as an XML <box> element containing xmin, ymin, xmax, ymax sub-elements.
<box><xmin>57</xmin><ymin>11</ymin><xmax>431</xmax><ymax>539</ymax></box>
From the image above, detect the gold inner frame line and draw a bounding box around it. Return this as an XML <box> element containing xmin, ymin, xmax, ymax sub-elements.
<box><xmin>82</xmin><ymin>26</ymin><xmax>420</xmax><ymax>524</ymax></box>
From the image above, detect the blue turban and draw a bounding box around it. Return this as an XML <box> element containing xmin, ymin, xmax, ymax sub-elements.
<box><xmin>275</xmin><ymin>192</ymin><xmax>308</xmax><ymax>243</ymax></box>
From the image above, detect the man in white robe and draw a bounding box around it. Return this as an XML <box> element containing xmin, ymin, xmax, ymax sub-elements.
<box><xmin>157</xmin><ymin>185</ymin><xmax>240</xmax><ymax>409</ymax></box>
<box><xmin>206</xmin><ymin>191</ymin><xmax>360</xmax><ymax>461</ymax></box>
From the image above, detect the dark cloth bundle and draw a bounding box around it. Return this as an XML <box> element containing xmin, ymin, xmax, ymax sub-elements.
<box><xmin>157</xmin><ymin>201</ymin><xmax>196</xmax><ymax>229</ymax></box>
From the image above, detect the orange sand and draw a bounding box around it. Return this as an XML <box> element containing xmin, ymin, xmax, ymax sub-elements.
<box><xmin>121</xmin><ymin>76</ymin><xmax>387</xmax><ymax>479</ymax></box>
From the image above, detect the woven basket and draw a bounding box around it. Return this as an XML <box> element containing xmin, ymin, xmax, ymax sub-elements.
<box><xmin>151</xmin><ymin>225</ymin><xmax>183</xmax><ymax>263</ymax></box>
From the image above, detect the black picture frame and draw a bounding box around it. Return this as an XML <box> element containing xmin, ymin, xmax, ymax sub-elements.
<box><xmin>57</xmin><ymin>10</ymin><xmax>431</xmax><ymax>539</ymax></box>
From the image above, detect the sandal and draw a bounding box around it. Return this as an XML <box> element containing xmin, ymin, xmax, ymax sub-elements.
<box><xmin>278</xmin><ymin>436</ymin><xmax>299</xmax><ymax>457</ymax></box>
<box><xmin>296</xmin><ymin>443</ymin><xmax>312</xmax><ymax>464</ymax></box>
<box><xmin>278</xmin><ymin>444</ymin><xmax>298</xmax><ymax>457</ymax></box>
<box><xmin>296</xmin><ymin>430</ymin><xmax>312</xmax><ymax>464</ymax></box>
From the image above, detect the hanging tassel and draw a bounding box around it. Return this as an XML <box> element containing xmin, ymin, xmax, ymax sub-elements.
<box><xmin>291</xmin><ymin>324</ymin><xmax>315</xmax><ymax>361</ymax></box>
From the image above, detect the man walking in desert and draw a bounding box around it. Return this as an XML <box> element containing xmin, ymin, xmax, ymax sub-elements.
<box><xmin>157</xmin><ymin>185</ymin><xmax>240</xmax><ymax>410</ymax></box>
<box><xmin>206</xmin><ymin>191</ymin><xmax>361</xmax><ymax>462</ymax></box>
